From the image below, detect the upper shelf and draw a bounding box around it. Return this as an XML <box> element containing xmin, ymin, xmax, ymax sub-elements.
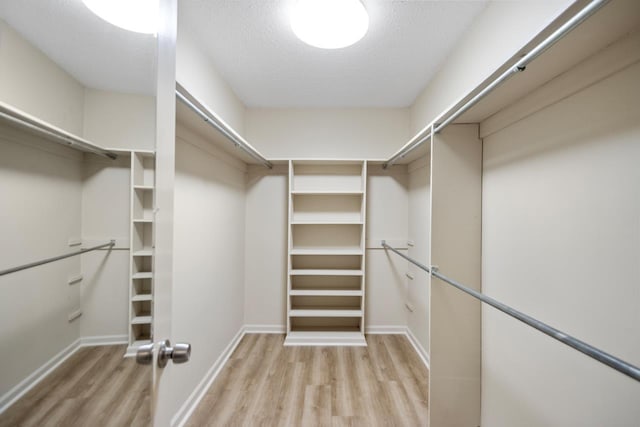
<box><xmin>386</xmin><ymin>0</ymin><xmax>640</xmax><ymax>165</ymax></box>
<box><xmin>175</xmin><ymin>82</ymin><xmax>272</xmax><ymax>168</ymax></box>
<box><xmin>0</xmin><ymin>101</ymin><xmax>117</xmax><ymax>159</ymax></box>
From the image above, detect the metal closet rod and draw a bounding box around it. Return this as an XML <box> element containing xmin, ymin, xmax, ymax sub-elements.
<box><xmin>0</xmin><ymin>110</ymin><xmax>117</xmax><ymax>160</ymax></box>
<box><xmin>0</xmin><ymin>240</ymin><xmax>115</xmax><ymax>277</ymax></box>
<box><xmin>381</xmin><ymin>240</ymin><xmax>640</xmax><ymax>382</ymax></box>
<box><xmin>382</xmin><ymin>0</ymin><xmax>609</xmax><ymax>169</ymax></box>
<box><xmin>175</xmin><ymin>89</ymin><xmax>273</xmax><ymax>169</ymax></box>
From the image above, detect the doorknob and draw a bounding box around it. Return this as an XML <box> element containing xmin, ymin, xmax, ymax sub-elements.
<box><xmin>136</xmin><ymin>342</ymin><xmax>155</xmax><ymax>365</ymax></box>
<box><xmin>158</xmin><ymin>339</ymin><xmax>191</xmax><ymax>368</ymax></box>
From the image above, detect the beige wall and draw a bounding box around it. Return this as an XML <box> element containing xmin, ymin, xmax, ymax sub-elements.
<box><xmin>407</xmin><ymin>156</ymin><xmax>430</xmax><ymax>355</ymax></box>
<box><xmin>176</xmin><ymin>26</ymin><xmax>245</xmax><ymax>134</ymax></box>
<box><xmin>170</xmin><ymin>128</ymin><xmax>247</xmax><ymax>419</ymax></box>
<box><xmin>0</xmin><ymin>128</ymin><xmax>84</xmax><ymax>405</ymax></box>
<box><xmin>481</xmin><ymin>55</ymin><xmax>640</xmax><ymax>426</ymax></box>
<box><xmin>0</xmin><ymin>19</ymin><xmax>159</xmax><ymax>409</ymax></box>
<box><xmin>83</xmin><ymin>89</ymin><xmax>155</xmax><ymax>151</ymax></box>
<box><xmin>243</xmin><ymin>163</ymin><xmax>410</xmax><ymax>331</ymax></box>
<box><xmin>244</xmin><ymin>165</ymin><xmax>288</xmax><ymax>328</ymax></box>
<box><xmin>245</xmin><ymin>108</ymin><xmax>411</xmax><ymax>160</ymax></box>
<box><xmin>410</xmin><ymin>0</ymin><xmax>572</xmax><ymax>135</ymax></box>
<box><xmin>80</xmin><ymin>155</ymin><xmax>131</xmax><ymax>340</ymax></box>
<box><xmin>0</xmin><ymin>19</ymin><xmax>84</xmax><ymax>135</ymax></box>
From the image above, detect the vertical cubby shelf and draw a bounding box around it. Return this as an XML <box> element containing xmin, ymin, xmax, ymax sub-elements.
<box><xmin>128</xmin><ymin>151</ymin><xmax>155</xmax><ymax>354</ymax></box>
<box><xmin>284</xmin><ymin>160</ymin><xmax>368</xmax><ymax>346</ymax></box>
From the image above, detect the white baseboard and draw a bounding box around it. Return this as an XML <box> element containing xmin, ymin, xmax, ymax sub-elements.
<box><xmin>0</xmin><ymin>338</ymin><xmax>81</xmax><ymax>414</ymax></box>
<box><xmin>404</xmin><ymin>327</ymin><xmax>430</xmax><ymax>369</ymax></box>
<box><xmin>366</xmin><ymin>325</ymin><xmax>407</xmax><ymax>334</ymax></box>
<box><xmin>243</xmin><ymin>324</ymin><xmax>285</xmax><ymax>334</ymax></box>
<box><xmin>80</xmin><ymin>334</ymin><xmax>128</xmax><ymax>347</ymax></box>
<box><xmin>171</xmin><ymin>326</ymin><xmax>246</xmax><ymax>427</ymax></box>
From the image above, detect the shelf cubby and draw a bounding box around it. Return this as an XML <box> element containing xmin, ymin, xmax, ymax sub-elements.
<box><xmin>291</xmin><ymin>162</ymin><xmax>364</xmax><ymax>193</ymax></box>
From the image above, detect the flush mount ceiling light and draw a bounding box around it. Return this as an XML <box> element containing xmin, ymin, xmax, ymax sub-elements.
<box><xmin>82</xmin><ymin>0</ymin><xmax>158</xmax><ymax>34</ymax></box>
<box><xmin>291</xmin><ymin>0</ymin><xmax>369</xmax><ymax>49</ymax></box>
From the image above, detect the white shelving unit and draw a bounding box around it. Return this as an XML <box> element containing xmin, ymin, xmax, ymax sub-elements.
<box><xmin>284</xmin><ymin>160</ymin><xmax>367</xmax><ymax>346</ymax></box>
<box><xmin>127</xmin><ymin>151</ymin><xmax>155</xmax><ymax>354</ymax></box>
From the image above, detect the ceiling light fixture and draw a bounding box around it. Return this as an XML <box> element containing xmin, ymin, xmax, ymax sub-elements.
<box><xmin>291</xmin><ymin>0</ymin><xmax>369</xmax><ymax>49</ymax></box>
<box><xmin>82</xmin><ymin>0</ymin><xmax>158</xmax><ymax>35</ymax></box>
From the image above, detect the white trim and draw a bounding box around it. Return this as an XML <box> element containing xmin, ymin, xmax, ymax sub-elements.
<box><xmin>0</xmin><ymin>338</ymin><xmax>81</xmax><ymax>414</ymax></box>
<box><xmin>366</xmin><ymin>325</ymin><xmax>407</xmax><ymax>334</ymax></box>
<box><xmin>171</xmin><ymin>326</ymin><xmax>246</xmax><ymax>427</ymax></box>
<box><xmin>80</xmin><ymin>335</ymin><xmax>128</xmax><ymax>347</ymax></box>
<box><xmin>243</xmin><ymin>324</ymin><xmax>286</xmax><ymax>334</ymax></box>
<box><xmin>405</xmin><ymin>327</ymin><xmax>430</xmax><ymax>369</ymax></box>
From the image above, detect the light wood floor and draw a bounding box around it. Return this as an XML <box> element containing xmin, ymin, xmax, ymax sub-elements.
<box><xmin>187</xmin><ymin>334</ymin><xmax>429</xmax><ymax>427</ymax></box>
<box><xmin>0</xmin><ymin>345</ymin><xmax>150</xmax><ymax>427</ymax></box>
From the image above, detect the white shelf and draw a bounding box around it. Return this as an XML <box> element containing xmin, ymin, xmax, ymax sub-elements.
<box><xmin>131</xmin><ymin>294</ymin><xmax>152</xmax><ymax>302</ymax></box>
<box><xmin>290</xmin><ymin>269</ymin><xmax>363</xmax><ymax>276</ymax></box>
<box><xmin>134</xmin><ymin>185</ymin><xmax>154</xmax><ymax>191</ymax></box>
<box><xmin>132</xmin><ymin>272</ymin><xmax>153</xmax><ymax>279</ymax></box>
<box><xmin>284</xmin><ymin>331</ymin><xmax>367</xmax><ymax>346</ymax></box>
<box><xmin>131</xmin><ymin>315</ymin><xmax>152</xmax><ymax>325</ymax></box>
<box><xmin>290</xmin><ymin>289</ymin><xmax>362</xmax><ymax>296</ymax></box>
<box><xmin>289</xmin><ymin>309</ymin><xmax>363</xmax><ymax>317</ymax></box>
<box><xmin>133</xmin><ymin>219</ymin><xmax>153</xmax><ymax>223</ymax></box>
<box><xmin>290</xmin><ymin>248</ymin><xmax>363</xmax><ymax>256</ymax></box>
<box><xmin>133</xmin><ymin>250</ymin><xmax>153</xmax><ymax>257</ymax></box>
<box><xmin>291</xmin><ymin>190</ymin><xmax>363</xmax><ymax>195</ymax></box>
<box><xmin>291</xmin><ymin>219</ymin><xmax>363</xmax><ymax>225</ymax></box>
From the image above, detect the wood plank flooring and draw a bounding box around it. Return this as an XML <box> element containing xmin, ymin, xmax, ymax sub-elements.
<box><xmin>0</xmin><ymin>335</ymin><xmax>428</xmax><ymax>427</ymax></box>
<box><xmin>187</xmin><ymin>334</ymin><xmax>429</xmax><ymax>426</ymax></box>
<box><xmin>0</xmin><ymin>345</ymin><xmax>150</xmax><ymax>427</ymax></box>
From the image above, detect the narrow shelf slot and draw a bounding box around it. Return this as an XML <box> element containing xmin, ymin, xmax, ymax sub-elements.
<box><xmin>131</xmin><ymin>324</ymin><xmax>151</xmax><ymax>343</ymax></box>
<box><xmin>132</xmin><ymin>222</ymin><xmax>153</xmax><ymax>253</ymax></box>
<box><xmin>133</xmin><ymin>153</ymin><xmax>155</xmax><ymax>187</ymax></box>
<box><xmin>291</xmin><ymin>275</ymin><xmax>362</xmax><ymax>291</ymax></box>
<box><xmin>133</xmin><ymin>187</ymin><xmax>154</xmax><ymax>221</ymax></box>
<box><xmin>132</xmin><ymin>278</ymin><xmax>152</xmax><ymax>300</ymax></box>
<box><xmin>132</xmin><ymin>256</ymin><xmax>152</xmax><ymax>276</ymax></box>
<box><xmin>291</xmin><ymin>255</ymin><xmax>361</xmax><ymax>270</ymax></box>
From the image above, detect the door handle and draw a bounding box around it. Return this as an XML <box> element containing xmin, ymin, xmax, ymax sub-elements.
<box><xmin>158</xmin><ymin>339</ymin><xmax>191</xmax><ymax>368</ymax></box>
<box><xmin>136</xmin><ymin>342</ymin><xmax>155</xmax><ymax>365</ymax></box>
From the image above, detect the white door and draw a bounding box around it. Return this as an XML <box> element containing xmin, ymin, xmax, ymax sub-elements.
<box><xmin>150</xmin><ymin>0</ymin><xmax>179</xmax><ymax>426</ymax></box>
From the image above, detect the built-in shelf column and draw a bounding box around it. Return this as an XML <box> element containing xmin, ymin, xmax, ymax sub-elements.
<box><xmin>284</xmin><ymin>160</ymin><xmax>367</xmax><ymax>346</ymax></box>
<box><xmin>127</xmin><ymin>151</ymin><xmax>155</xmax><ymax>355</ymax></box>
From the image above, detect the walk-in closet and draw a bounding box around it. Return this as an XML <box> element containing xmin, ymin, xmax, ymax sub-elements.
<box><xmin>1</xmin><ymin>1</ymin><xmax>639</xmax><ymax>426</ymax></box>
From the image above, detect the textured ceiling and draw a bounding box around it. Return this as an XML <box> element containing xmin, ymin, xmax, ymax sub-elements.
<box><xmin>179</xmin><ymin>0</ymin><xmax>488</xmax><ymax>108</ymax></box>
<box><xmin>0</xmin><ymin>1</ymin><xmax>488</xmax><ymax>106</ymax></box>
<box><xmin>0</xmin><ymin>0</ymin><xmax>156</xmax><ymax>95</ymax></box>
